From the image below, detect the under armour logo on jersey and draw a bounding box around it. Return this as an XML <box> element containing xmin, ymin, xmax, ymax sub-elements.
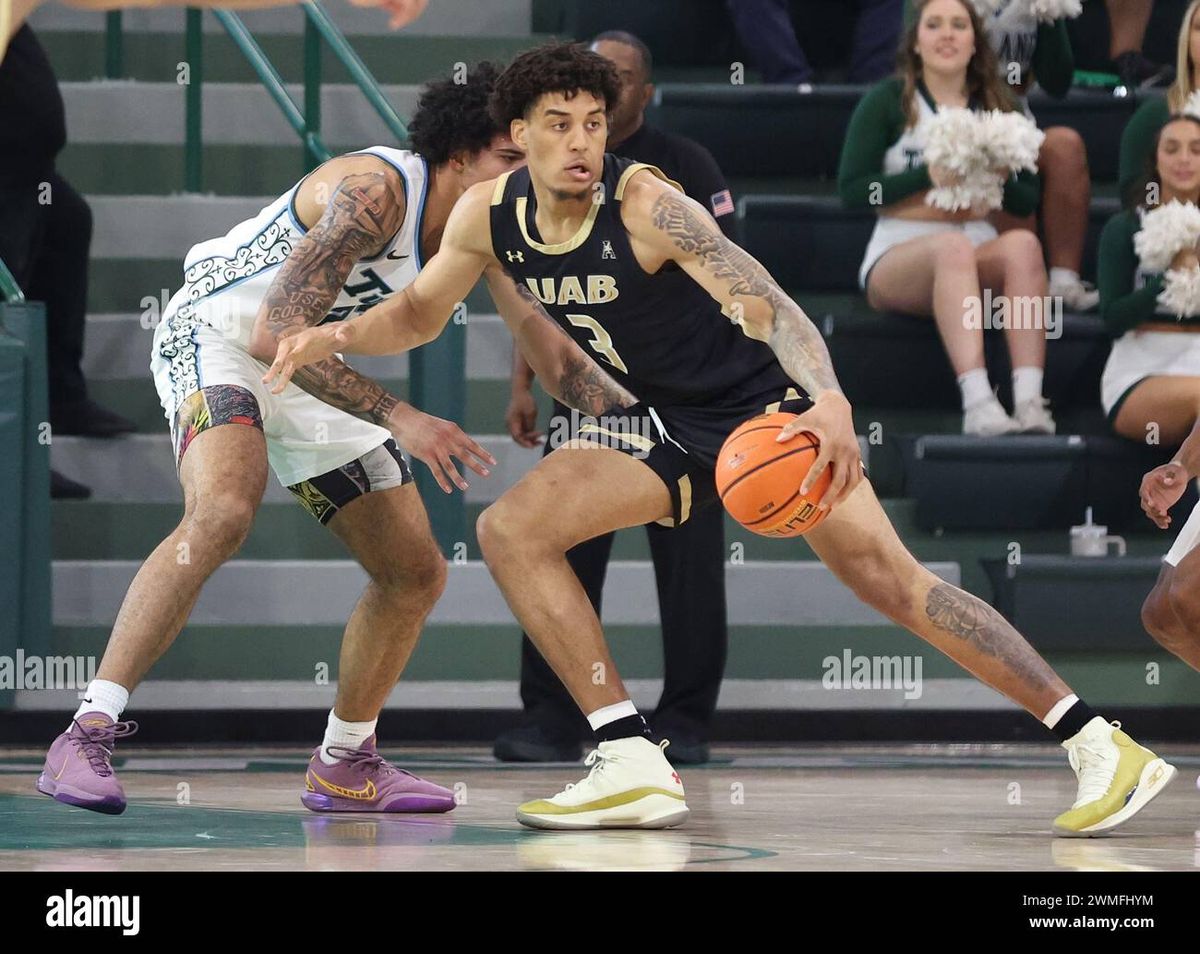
<box><xmin>506</xmin><ymin>250</ymin><xmax>525</xmax><ymax>263</ymax></box>
<box><xmin>601</xmin><ymin>240</ymin><xmax>616</xmax><ymax>260</ymax></box>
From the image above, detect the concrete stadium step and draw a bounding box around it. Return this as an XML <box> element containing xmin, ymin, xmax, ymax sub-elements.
<box><xmin>650</xmin><ymin>84</ymin><xmax>1139</xmax><ymax>183</ymax></box>
<box><xmin>82</xmin><ymin>311</ymin><xmax>516</xmax><ymax>381</ymax></box>
<box><xmin>49</xmin><ymin>558</ymin><xmax>960</xmax><ymax>628</ymax></box>
<box><xmin>85</xmin><ymin>259</ymin><xmax>497</xmax><ymax>315</ymax></box>
<box><xmin>31</xmin><ymin>0</ymin><xmax>535</xmax><ymax>37</ymax></box>
<box><xmin>40</xmin><ymin>31</ymin><xmax>551</xmax><ymax>84</ymax></box>
<box><xmin>51</xmin><ymin>429</ymin><xmax>541</xmax><ymax>504</ymax></box>
<box><xmin>71</xmin><ymin>378</ymin><xmax>534</xmax><ymax>434</ymax></box>
<box><xmin>61</xmin><ymin>81</ymin><xmax>421</xmax><ymax>148</ymax></box>
<box><xmin>48</xmin><ymin>499</ymin><xmax>869</xmax><ymax>563</ymax></box>
<box><xmin>34</xmin><ymin>622</ymin><xmax>995</xmax><ymax>685</ymax></box>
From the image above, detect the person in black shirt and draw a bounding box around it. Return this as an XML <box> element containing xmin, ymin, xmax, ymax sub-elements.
<box><xmin>496</xmin><ymin>31</ymin><xmax>733</xmax><ymax>765</ymax></box>
<box><xmin>0</xmin><ymin>25</ymin><xmax>136</xmax><ymax>498</ymax></box>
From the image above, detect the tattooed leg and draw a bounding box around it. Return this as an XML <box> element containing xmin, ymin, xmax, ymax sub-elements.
<box><xmin>803</xmin><ymin>480</ymin><xmax>1071</xmax><ymax>717</ymax></box>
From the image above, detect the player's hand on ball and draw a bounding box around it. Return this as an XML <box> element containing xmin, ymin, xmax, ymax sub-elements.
<box><xmin>505</xmin><ymin>388</ymin><xmax>543</xmax><ymax>448</ymax></box>
<box><xmin>346</xmin><ymin>0</ymin><xmax>428</xmax><ymax>29</ymax></box>
<box><xmin>262</xmin><ymin>324</ymin><xmax>349</xmax><ymax>394</ymax></box>
<box><xmin>390</xmin><ymin>406</ymin><xmax>496</xmax><ymax>494</ymax></box>
<box><xmin>777</xmin><ymin>390</ymin><xmax>860</xmax><ymax>513</ymax></box>
<box><xmin>1140</xmin><ymin>461</ymin><xmax>1189</xmax><ymax>529</ymax></box>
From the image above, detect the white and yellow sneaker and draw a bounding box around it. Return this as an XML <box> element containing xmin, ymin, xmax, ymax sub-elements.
<box><xmin>1053</xmin><ymin>718</ymin><xmax>1176</xmax><ymax>837</ymax></box>
<box><xmin>516</xmin><ymin>737</ymin><xmax>689</xmax><ymax>831</ymax></box>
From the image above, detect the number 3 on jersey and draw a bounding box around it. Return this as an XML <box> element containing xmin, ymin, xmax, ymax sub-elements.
<box><xmin>566</xmin><ymin>312</ymin><xmax>628</xmax><ymax>374</ymax></box>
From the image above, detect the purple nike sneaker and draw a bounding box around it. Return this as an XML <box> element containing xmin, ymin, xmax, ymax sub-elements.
<box><xmin>301</xmin><ymin>735</ymin><xmax>456</xmax><ymax>814</ymax></box>
<box><xmin>36</xmin><ymin>712</ymin><xmax>139</xmax><ymax>815</ymax></box>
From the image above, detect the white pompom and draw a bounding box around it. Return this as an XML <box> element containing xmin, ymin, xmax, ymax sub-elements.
<box><xmin>1157</xmin><ymin>266</ymin><xmax>1200</xmax><ymax>318</ymax></box>
<box><xmin>1135</xmin><ymin>200</ymin><xmax>1200</xmax><ymax>272</ymax></box>
<box><xmin>967</xmin><ymin>0</ymin><xmax>1005</xmax><ymax>16</ymax></box>
<box><xmin>923</xmin><ymin>108</ymin><xmax>1041</xmax><ymax>212</ymax></box>
<box><xmin>1029</xmin><ymin>0</ymin><xmax>1083</xmax><ymax>23</ymax></box>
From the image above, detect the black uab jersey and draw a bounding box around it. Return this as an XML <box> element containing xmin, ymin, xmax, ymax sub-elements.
<box><xmin>488</xmin><ymin>154</ymin><xmax>795</xmax><ymax>411</ymax></box>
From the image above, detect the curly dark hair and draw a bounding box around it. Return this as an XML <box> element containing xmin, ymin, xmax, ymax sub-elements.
<box><xmin>408</xmin><ymin>61</ymin><xmax>504</xmax><ymax>166</ymax></box>
<box><xmin>489</xmin><ymin>41</ymin><xmax>621</xmax><ymax>127</ymax></box>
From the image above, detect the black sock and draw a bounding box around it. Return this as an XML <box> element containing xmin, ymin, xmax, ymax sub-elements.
<box><xmin>594</xmin><ymin>713</ymin><xmax>653</xmax><ymax>744</ymax></box>
<box><xmin>1049</xmin><ymin>699</ymin><xmax>1101</xmax><ymax>743</ymax></box>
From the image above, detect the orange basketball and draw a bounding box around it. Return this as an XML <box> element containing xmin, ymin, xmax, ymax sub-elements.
<box><xmin>715</xmin><ymin>412</ymin><xmax>831</xmax><ymax>538</ymax></box>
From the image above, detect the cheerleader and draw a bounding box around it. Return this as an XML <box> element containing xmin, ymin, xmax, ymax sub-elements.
<box><xmin>973</xmin><ymin>0</ymin><xmax>1097</xmax><ymax>310</ymax></box>
<box><xmin>1118</xmin><ymin>0</ymin><xmax>1200</xmax><ymax>206</ymax></box>
<box><xmin>1099</xmin><ymin>115</ymin><xmax>1200</xmax><ymax>446</ymax></box>
<box><xmin>840</xmin><ymin>0</ymin><xmax>1053</xmax><ymax>436</ymax></box>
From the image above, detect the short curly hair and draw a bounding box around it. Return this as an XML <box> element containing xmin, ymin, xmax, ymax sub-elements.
<box><xmin>489</xmin><ymin>42</ymin><xmax>621</xmax><ymax>127</ymax></box>
<box><xmin>408</xmin><ymin>61</ymin><xmax>504</xmax><ymax>166</ymax></box>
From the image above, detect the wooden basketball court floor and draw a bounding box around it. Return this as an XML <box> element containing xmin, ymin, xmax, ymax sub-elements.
<box><xmin>0</xmin><ymin>744</ymin><xmax>1197</xmax><ymax>871</ymax></box>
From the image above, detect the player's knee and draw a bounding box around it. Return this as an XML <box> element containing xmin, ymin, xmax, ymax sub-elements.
<box><xmin>372</xmin><ymin>543</ymin><xmax>447</xmax><ymax>604</ymax></box>
<box><xmin>1141</xmin><ymin>585</ymin><xmax>1179</xmax><ymax>647</ymax></box>
<box><xmin>1164</xmin><ymin>578</ymin><xmax>1200</xmax><ymax>645</ymax></box>
<box><xmin>183</xmin><ymin>495</ymin><xmax>257</xmax><ymax>559</ymax></box>
<box><xmin>476</xmin><ymin>502</ymin><xmax>515</xmax><ymax>564</ymax></box>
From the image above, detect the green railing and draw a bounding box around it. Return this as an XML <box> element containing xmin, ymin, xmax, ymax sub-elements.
<box><xmin>0</xmin><ymin>255</ymin><xmax>23</xmax><ymax>303</ymax></box>
<box><xmin>176</xmin><ymin>1</ymin><xmax>408</xmax><ymax>191</ymax></box>
<box><xmin>98</xmin><ymin>5</ymin><xmax>464</xmax><ymax>552</ymax></box>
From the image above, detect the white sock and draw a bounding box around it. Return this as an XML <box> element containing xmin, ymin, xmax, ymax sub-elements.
<box><xmin>1012</xmin><ymin>366</ymin><xmax>1044</xmax><ymax>407</ymax></box>
<box><xmin>72</xmin><ymin>679</ymin><xmax>129</xmax><ymax>726</ymax></box>
<box><xmin>1049</xmin><ymin>267</ymin><xmax>1080</xmax><ymax>287</ymax></box>
<box><xmin>320</xmin><ymin>710</ymin><xmax>378</xmax><ymax>765</ymax></box>
<box><xmin>585</xmin><ymin>699</ymin><xmax>639</xmax><ymax>732</ymax></box>
<box><xmin>957</xmin><ymin>367</ymin><xmax>993</xmax><ymax>411</ymax></box>
<box><xmin>1041</xmin><ymin>693</ymin><xmax>1079</xmax><ymax>731</ymax></box>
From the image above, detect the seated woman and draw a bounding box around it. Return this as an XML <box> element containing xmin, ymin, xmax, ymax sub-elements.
<box><xmin>1100</xmin><ymin>114</ymin><xmax>1200</xmax><ymax>447</ymax></box>
<box><xmin>840</xmin><ymin>0</ymin><xmax>1053</xmax><ymax>437</ymax></box>
<box><xmin>976</xmin><ymin>0</ymin><xmax>1097</xmax><ymax>311</ymax></box>
<box><xmin>1118</xmin><ymin>0</ymin><xmax>1200</xmax><ymax>207</ymax></box>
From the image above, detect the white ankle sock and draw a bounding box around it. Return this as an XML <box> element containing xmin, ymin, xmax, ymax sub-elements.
<box><xmin>585</xmin><ymin>700</ymin><xmax>639</xmax><ymax>732</ymax></box>
<box><xmin>72</xmin><ymin>679</ymin><xmax>129</xmax><ymax>726</ymax></box>
<box><xmin>1012</xmin><ymin>366</ymin><xmax>1044</xmax><ymax>407</ymax></box>
<box><xmin>1049</xmin><ymin>267</ymin><xmax>1080</xmax><ymax>287</ymax></box>
<box><xmin>1041</xmin><ymin>694</ymin><xmax>1079</xmax><ymax>731</ymax></box>
<box><xmin>320</xmin><ymin>711</ymin><xmax>378</xmax><ymax>765</ymax></box>
<box><xmin>957</xmin><ymin>368</ymin><xmax>993</xmax><ymax>411</ymax></box>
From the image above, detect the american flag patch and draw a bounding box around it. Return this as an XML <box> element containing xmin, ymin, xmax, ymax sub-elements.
<box><xmin>710</xmin><ymin>189</ymin><xmax>734</xmax><ymax>217</ymax></box>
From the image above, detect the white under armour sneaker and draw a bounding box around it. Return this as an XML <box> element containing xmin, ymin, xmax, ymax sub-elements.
<box><xmin>516</xmin><ymin>737</ymin><xmax>690</xmax><ymax>830</ymax></box>
<box><xmin>1053</xmin><ymin>717</ymin><xmax>1176</xmax><ymax>837</ymax></box>
<box><xmin>1012</xmin><ymin>396</ymin><xmax>1057</xmax><ymax>434</ymax></box>
<box><xmin>963</xmin><ymin>398</ymin><xmax>1020</xmax><ymax>437</ymax></box>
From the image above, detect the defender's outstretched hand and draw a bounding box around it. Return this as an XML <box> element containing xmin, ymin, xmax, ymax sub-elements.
<box><xmin>391</xmin><ymin>405</ymin><xmax>496</xmax><ymax>494</ymax></box>
<box><xmin>1141</xmin><ymin>461</ymin><xmax>1189</xmax><ymax>530</ymax></box>
<box><xmin>777</xmin><ymin>391</ymin><xmax>861</xmax><ymax>514</ymax></box>
<box><xmin>262</xmin><ymin>324</ymin><xmax>351</xmax><ymax>394</ymax></box>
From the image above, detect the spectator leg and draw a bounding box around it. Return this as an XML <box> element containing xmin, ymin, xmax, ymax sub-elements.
<box><xmin>848</xmin><ymin>0</ymin><xmax>904</xmax><ymax>83</ymax></box>
<box><xmin>1106</xmin><ymin>0</ymin><xmax>1153</xmax><ymax>58</ymax></box>
<box><xmin>975</xmin><ymin>230</ymin><xmax>1048</xmax><ymax>373</ymax></box>
<box><xmin>1110</xmin><ymin>376</ymin><xmax>1200</xmax><ymax>446</ymax></box>
<box><xmin>725</xmin><ymin>0</ymin><xmax>813</xmax><ymax>84</ymax></box>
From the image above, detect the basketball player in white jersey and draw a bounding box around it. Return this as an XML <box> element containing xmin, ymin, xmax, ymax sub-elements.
<box><xmin>35</xmin><ymin>63</ymin><xmax>520</xmax><ymax>816</ymax></box>
<box><xmin>1140</xmin><ymin>421</ymin><xmax>1200</xmax><ymax>673</ymax></box>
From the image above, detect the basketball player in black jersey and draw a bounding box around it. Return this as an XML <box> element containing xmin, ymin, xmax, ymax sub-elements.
<box><xmin>265</xmin><ymin>42</ymin><xmax>1175</xmax><ymax>835</ymax></box>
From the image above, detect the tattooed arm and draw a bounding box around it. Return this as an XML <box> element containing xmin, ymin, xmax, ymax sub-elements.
<box><xmin>620</xmin><ymin>170</ymin><xmax>862</xmax><ymax>509</ymax></box>
<box><xmin>246</xmin><ymin>155</ymin><xmax>409</xmax><ymax>429</ymax></box>
<box><xmin>485</xmin><ymin>265</ymin><xmax>636</xmax><ymax>418</ymax></box>
<box><xmin>249</xmin><ymin>155</ymin><xmax>494</xmax><ymax>493</ymax></box>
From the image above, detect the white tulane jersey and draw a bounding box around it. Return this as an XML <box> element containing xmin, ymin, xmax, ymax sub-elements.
<box><xmin>155</xmin><ymin>146</ymin><xmax>429</xmax><ymax>357</ymax></box>
<box><xmin>882</xmin><ymin>88</ymin><xmax>938</xmax><ymax>176</ymax></box>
